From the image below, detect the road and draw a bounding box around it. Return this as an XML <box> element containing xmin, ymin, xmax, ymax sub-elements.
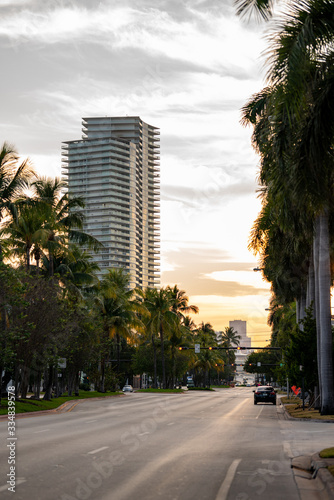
<box><xmin>0</xmin><ymin>387</ymin><xmax>332</xmax><ymax>500</ymax></box>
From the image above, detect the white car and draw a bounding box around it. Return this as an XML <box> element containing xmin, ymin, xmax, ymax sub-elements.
<box><xmin>122</xmin><ymin>385</ymin><xmax>133</xmax><ymax>392</ymax></box>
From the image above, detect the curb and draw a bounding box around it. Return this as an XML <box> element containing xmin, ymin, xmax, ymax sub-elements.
<box><xmin>291</xmin><ymin>453</ymin><xmax>334</xmax><ymax>499</ymax></box>
<box><xmin>312</xmin><ymin>453</ymin><xmax>334</xmax><ymax>499</ymax></box>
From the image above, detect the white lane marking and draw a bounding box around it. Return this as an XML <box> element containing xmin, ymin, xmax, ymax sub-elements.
<box><xmin>87</xmin><ymin>446</ymin><xmax>109</xmax><ymax>455</ymax></box>
<box><xmin>221</xmin><ymin>397</ymin><xmax>249</xmax><ymax>419</ymax></box>
<box><xmin>34</xmin><ymin>429</ymin><xmax>50</xmax><ymax>433</ymax></box>
<box><xmin>0</xmin><ymin>478</ymin><xmax>26</xmax><ymax>492</ymax></box>
<box><xmin>85</xmin><ymin>420</ymin><xmax>97</xmax><ymax>423</ymax></box>
<box><xmin>167</xmin><ymin>422</ymin><xmax>174</xmax><ymax>426</ymax></box>
<box><xmin>256</xmin><ymin>406</ymin><xmax>264</xmax><ymax>419</ymax></box>
<box><xmin>138</xmin><ymin>432</ymin><xmax>150</xmax><ymax>437</ymax></box>
<box><xmin>215</xmin><ymin>459</ymin><xmax>242</xmax><ymax>500</ymax></box>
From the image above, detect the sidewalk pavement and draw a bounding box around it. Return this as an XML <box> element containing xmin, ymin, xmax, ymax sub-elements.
<box><xmin>291</xmin><ymin>453</ymin><xmax>334</xmax><ymax>500</ymax></box>
<box><xmin>280</xmin><ymin>400</ymin><xmax>334</xmax><ymax>499</ymax></box>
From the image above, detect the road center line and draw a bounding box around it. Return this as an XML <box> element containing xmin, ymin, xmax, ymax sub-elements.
<box><xmin>34</xmin><ymin>429</ymin><xmax>50</xmax><ymax>433</ymax></box>
<box><xmin>87</xmin><ymin>446</ymin><xmax>109</xmax><ymax>455</ymax></box>
<box><xmin>85</xmin><ymin>420</ymin><xmax>97</xmax><ymax>423</ymax></box>
<box><xmin>221</xmin><ymin>397</ymin><xmax>249</xmax><ymax>419</ymax></box>
<box><xmin>215</xmin><ymin>459</ymin><xmax>241</xmax><ymax>500</ymax></box>
<box><xmin>256</xmin><ymin>406</ymin><xmax>264</xmax><ymax>419</ymax></box>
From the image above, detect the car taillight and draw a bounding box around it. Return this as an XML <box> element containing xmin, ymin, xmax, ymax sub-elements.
<box><xmin>270</xmin><ymin>391</ymin><xmax>275</xmax><ymax>395</ymax></box>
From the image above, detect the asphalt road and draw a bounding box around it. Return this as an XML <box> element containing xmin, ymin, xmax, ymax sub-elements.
<box><xmin>0</xmin><ymin>388</ymin><xmax>332</xmax><ymax>500</ymax></box>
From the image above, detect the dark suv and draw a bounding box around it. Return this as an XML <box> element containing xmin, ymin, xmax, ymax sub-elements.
<box><xmin>253</xmin><ymin>386</ymin><xmax>276</xmax><ymax>405</ymax></box>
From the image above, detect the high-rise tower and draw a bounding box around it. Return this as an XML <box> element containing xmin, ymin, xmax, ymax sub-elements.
<box><xmin>62</xmin><ymin>116</ymin><xmax>160</xmax><ymax>288</ymax></box>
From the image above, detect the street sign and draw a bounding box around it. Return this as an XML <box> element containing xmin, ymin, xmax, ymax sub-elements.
<box><xmin>195</xmin><ymin>344</ymin><xmax>200</xmax><ymax>353</ymax></box>
<box><xmin>257</xmin><ymin>362</ymin><xmax>261</xmax><ymax>367</ymax></box>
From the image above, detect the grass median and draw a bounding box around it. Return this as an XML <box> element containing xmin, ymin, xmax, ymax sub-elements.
<box><xmin>280</xmin><ymin>396</ymin><xmax>334</xmax><ymax>420</ymax></box>
<box><xmin>0</xmin><ymin>390</ymin><xmax>123</xmax><ymax>415</ymax></box>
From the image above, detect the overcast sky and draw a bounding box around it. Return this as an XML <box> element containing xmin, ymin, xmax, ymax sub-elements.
<box><xmin>1</xmin><ymin>0</ymin><xmax>273</xmax><ymax>344</ymax></box>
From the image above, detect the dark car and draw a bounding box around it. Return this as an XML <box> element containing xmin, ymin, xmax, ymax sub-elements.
<box><xmin>253</xmin><ymin>385</ymin><xmax>276</xmax><ymax>405</ymax></box>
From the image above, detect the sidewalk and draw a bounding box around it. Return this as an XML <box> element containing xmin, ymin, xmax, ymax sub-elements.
<box><xmin>291</xmin><ymin>453</ymin><xmax>334</xmax><ymax>500</ymax></box>
<box><xmin>280</xmin><ymin>400</ymin><xmax>334</xmax><ymax>499</ymax></box>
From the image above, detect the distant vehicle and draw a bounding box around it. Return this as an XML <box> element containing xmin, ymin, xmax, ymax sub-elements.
<box><xmin>186</xmin><ymin>377</ymin><xmax>195</xmax><ymax>388</ymax></box>
<box><xmin>122</xmin><ymin>385</ymin><xmax>133</xmax><ymax>392</ymax></box>
<box><xmin>253</xmin><ymin>386</ymin><xmax>276</xmax><ymax>405</ymax></box>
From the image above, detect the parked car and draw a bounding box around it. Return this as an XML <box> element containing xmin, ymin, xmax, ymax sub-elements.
<box><xmin>122</xmin><ymin>385</ymin><xmax>133</xmax><ymax>392</ymax></box>
<box><xmin>253</xmin><ymin>385</ymin><xmax>276</xmax><ymax>405</ymax></box>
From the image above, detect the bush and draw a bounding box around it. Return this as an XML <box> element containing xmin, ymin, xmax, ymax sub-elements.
<box><xmin>79</xmin><ymin>383</ymin><xmax>91</xmax><ymax>391</ymax></box>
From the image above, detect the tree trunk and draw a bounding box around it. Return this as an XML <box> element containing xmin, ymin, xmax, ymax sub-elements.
<box><xmin>48</xmin><ymin>249</ymin><xmax>54</xmax><ymax>277</ymax></box>
<box><xmin>313</xmin><ymin>216</ymin><xmax>322</xmax><ymax>398</ymax></box>
<box><xmin>152</xmin><ymin>334</ymin><xmax>157</xmax><ymax>389</ymax></box>
<box><xmin>20</xmin><ymin>364</ymin><xmax>30</xmax><ymax>399</ymax></box>
<box><xmin>68</xmin><ymin>368</ymin><xmax>75</xmax><ymax>396</ymax></box>
<box><xmin>100</xmin><ymin>359</ymin><xmax>105</xmax><ymax>393</ymax></box>
<box><xmin>306</xmin><ymin>253</ymin><xmax>315</xmax><ymax>312</ymax></box>
<box><xmin>33</xmin><ymin>370</ymin><xmax>41</xmax><ymax>399</ymax></box>
<box><xmin>160</xmin><ymin>324</ymin><xmax>166</xmax><ymax>389</ymax></box>
<box><xmin>116</xmin><ymin>333</ymin><xmax>121</xmax><ymax>372</ymax></box>
<box><xmin>26</xmin><ymin>246</ymin><xmax>31</xmax><ymax>272</ymax></box>
<box><xmin>299</xmin><ymin>287</ymin><xmax>307</xmax><ymax>329</ymax></box>
<box><xmin>316</xmin><ymin>212</ymin><xmax>334</xmax><ymax>414</ymax></box>
<box><xmin>43</xmin><ymin>364</ymin><xmax>53</xmax><ymax>400</ymax></box>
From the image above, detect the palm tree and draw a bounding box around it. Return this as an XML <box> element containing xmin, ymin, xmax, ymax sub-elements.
<box><xmin>48</xmin><ymin>243</ymin><xmax>100</xmax><ymax>292</ymax></box>
<box><xmin>235</xmin><ymin>0</ymin><xmax>276</xmax><ymax>20</ymax></box>
<box><xmin>0</xmin><ymin>142</ymin><xmax>35</xmax><ymax>261</ymax></box>
<box><xmin>139</xmin><ymin>287</ymin><xmax>178</xmax><ymax>389</ymax></box>
<box><xmin>97</xmin><ymin>269</ymin><xmax>145</xmax><ymax>386</ymax></box>
<box><xmin>1</xmin><ymin>201</ymin><xmax>48</xmax><ymax>272</ymax></box>
<box><xmin>240</xmin><ymin>0</ymin><xmax>334</xmax><ymax>413</ymax></box>
<box><xmin>194</xmin><ymin>322</ymin><xmax>222</xmax><ymax>387</ymax></box>
<box><xmin>31</xmin><ymin>177</ymin><xmax>102</xmax><ymax>276</ymax></box>
<box><xmin>167</xmin><ymin>285</ymin><xmax>199</xmax><ymax>319</ymax></box>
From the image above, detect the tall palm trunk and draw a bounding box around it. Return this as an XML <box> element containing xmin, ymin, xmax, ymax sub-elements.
<box><xmin>116</xmin><ymin>333</ymin><xmax>121</xmax><ymax>372</ymax></box>
<box><xmin>48</xmin><ymin>248</ymin><xmax>54</xmax><ymax>277</ymax></box>
<box><xmin>160</xmin><ymin>324</ymin><xmax>166</xmax><ymax>389</ymax></box>
<box><xmin>306</xmin><ymin>253</ymin><xmax>315</xmax><ymax>312</ymax></box>
<box><xmin>151</xmin><ymin>334</ymin><xmax>157</xmax><ymax>389</ymax></box>
<box><xmin>315</xmin><ymin>212</ymin><xmax>334</xmax><ymax>415</ymax></box>
<box><xmin>26</xmin><ymin>246</ymin><xmax>31</xmax><ymax>272</ymax></box>
<box><xmin>313</xmin><ymin>217</ymin><xmax>322</xmax><ymax>399</ymax></box>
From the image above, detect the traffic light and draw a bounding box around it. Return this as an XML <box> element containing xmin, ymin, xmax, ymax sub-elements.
<box><xmin>179</xmin><ymin>347</ymin><xmax>189</xmax><ymax>350</ymax></box>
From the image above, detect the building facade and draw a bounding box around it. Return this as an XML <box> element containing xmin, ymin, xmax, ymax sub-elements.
<box><xmin>62</xmin><ymin>116</ymin><xmax>160</xmax><ymax>288</ymax></box>
<box><xmin>229</xmin><ymin>320</ymin><xmax>253</xmax><ymax>382</ymax></box>
<box><xmin>229</xmin><ymin>320</ymin><xmax>251</xmax><ymax>348</ymax></box>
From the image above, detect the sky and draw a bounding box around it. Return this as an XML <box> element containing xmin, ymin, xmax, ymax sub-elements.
<box><xmin>0</xmin><ymin>0</ymin><xmax>274</xmax><ymax>345</ymax></box>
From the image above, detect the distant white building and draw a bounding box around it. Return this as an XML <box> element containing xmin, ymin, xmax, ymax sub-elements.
<box><xmin>229</xmin><ymin>320</ymin><xmax>251</xmax><ymax>348</ymax></box>
<box><xmin>229</xmin><ymin>320</ymin><xmax>252</xmax><ymax>381</ymax></box>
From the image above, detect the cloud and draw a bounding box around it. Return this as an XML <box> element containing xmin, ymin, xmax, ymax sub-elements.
<box><xmin>161</xmin><ymin>245</ymin><xmax>268</xmax><ymax>297</ymax></box>
<box><xmin>162</xmin><ymin>179</ymin><xmax>257</xmax><ymax>207</ymax></box>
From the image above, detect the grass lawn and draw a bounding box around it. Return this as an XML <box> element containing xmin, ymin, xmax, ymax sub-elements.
<box><xmin>319</xmin><ymin>448</ymin><xmax>334</xmax><ymax>478</ymax></box>
<box><xmin>0</xmin><ymin>390</ymin><xmax>122</xmax><ymax>415</ymax></box>
<box><xmin>320</xmin><ymin>447</ymin><xmax>334</xmax><ymax>459</ymax></box>
<box><xmin>281</xmin><ymin>397</ymin><xmax>334</xmax><ymax>421</ymax></box>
